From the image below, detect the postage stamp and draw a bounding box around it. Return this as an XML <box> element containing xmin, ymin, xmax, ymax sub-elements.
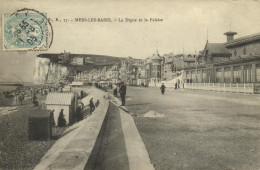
<box><xmin>2</xmin><ymin>9</ymin><xmax>52</xmax><ymax>51</ymax></box>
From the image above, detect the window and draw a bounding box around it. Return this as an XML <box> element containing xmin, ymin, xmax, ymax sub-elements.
<box><xmin>197</xmin><ymin>70</ymin><xmax>202</xmax><ymax>83</ymax></box>
<box><xmin>216</xmin><ymin>68</ymin><xmax>222</xmax><ymax>83</ymax></box>
<box><xmin>202</xmin><ymin>70</ymin><xmax>207</xmax><ymax>82</ymax></box>
<box><xmin>233</xmin><ymin>67</ymin><xmax>241</xmax><ymax>83</ymax></box>
<box><xmin>234</xmin><ymin>50</ymin><xmax>237</xmax><ymax>57</ymax></box>
<box><xmin>187</xmin><ymin>71</ymin><xmax>191</xmax><ymax>79</ymax></box>
<box><xmin>191</xmin><ymin>71</ymin><xmax>196</xmax><ymax>82</ymax></box>
<box><xmin>256</xmin><ymin>65</ymin><xmax>260</xmax><ymax>82</ymax></box>
<box><xmin>243</xmin><ymin>47</ymin><xmax>247</xmax><ymax>55</ymax></box>
<box><xmin>244</xmin><ymin>65</ymin><xmax>252</xmax><ymax>83</ymax></box>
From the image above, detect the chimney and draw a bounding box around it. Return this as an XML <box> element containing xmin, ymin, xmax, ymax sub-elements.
<box><xmin>224</xmin><ymin>31</ymin><xmax>237</xmax><ymax>42</ymax></box>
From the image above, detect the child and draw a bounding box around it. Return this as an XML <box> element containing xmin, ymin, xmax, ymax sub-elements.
<box><xmin>95</xmin><ymin>100</ymin><xmax>100</xmax><ymax>107</ymax></box>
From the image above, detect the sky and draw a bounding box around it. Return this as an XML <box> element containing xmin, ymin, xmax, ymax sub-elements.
<box><xmin>0</xmin><ymin>0</ymin><xmax>260</xmax><ymax>82</ymax></box>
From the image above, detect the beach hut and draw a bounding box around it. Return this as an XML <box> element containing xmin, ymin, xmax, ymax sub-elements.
<box><xmin>45</xmin><ymin>92</ymin><xmax>75</xmax><ymax>125</ymax></box>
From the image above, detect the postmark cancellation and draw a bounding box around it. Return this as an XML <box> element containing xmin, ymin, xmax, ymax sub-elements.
<box><xmin>2</xmin><ymin>9</ymin><xmax>50</xmax><ymax>51</ymax></box>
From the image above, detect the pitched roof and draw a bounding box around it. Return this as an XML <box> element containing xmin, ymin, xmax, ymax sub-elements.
<box><xmin>204</xmin><ymin>43</ymin><xmax>231</xmax><ymax>57</ymax></box>
<box><xmin>46</xmin><ymin>92</ymin><xmax>74</xmax><ymax>105</ymax></box>
<box><xmin>151</xmin><ymin>50</ymin><xmax>162</xmax><ymax>60</ymax></box>
<box><xmin>207</xmin><ymin>43</ymin><xmax>230</xmax><ymax>53</ymax></box>
<box><xmin>214</xmin><ymin>55</ymin><xmax>260</xmax><ymax>66</ymax></box>
<box><xmin>164</xmin><ymin>54</ymin><xmax>174</xmax><ymax>63</ymax></box>
<box><xmin>225</xmin><ymin>32</ymin><xmax>260</xmax><ymax>48</ymax></box>
<box><xmin>151</xmin><ymin>54</ymin><xmax>161</xmax><ymax>60</ymax></box>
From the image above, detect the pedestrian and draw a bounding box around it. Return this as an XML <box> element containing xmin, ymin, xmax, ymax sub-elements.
<box><xmin>58</xmin><ymin>109</ymin><xmax>67</xmax><ymax>127</ymax></box>
<box><xmin>95</xmin><ymin>100</ymin><xmax>100</xmax><ymax>107</ymax></box>
<box><xmin>175</xmin><ymin>82</ymin><xmax>178</xmax><ymax>90</ymax></box>
<box><xmin>119</xmin><ymin>81</ymin><xmax>127</xmax><ymax>106</ymax></box>
<box><xmin>160</xmin><ymin>83</ymin><xmax>166</xmax><ymax>95</ymax></box>
<box><xmin>50</xmin><ymin>110</ymin><xmax>56</xmax><ymax>126</ymax></box>
<box><xmin>76</xmin><ymin>106</ymin><xmax>83</xmax><ymax>122</ymax></box>
<box><xmin>32</xmin><ymin>93</ymin><xmax>38</xmax><ymax>106</ymax></box>
<box><xmin>113</xmin><ymin>85</ymin><xmax>118</xmax><ymax>97</ymax></box>
<box><xmin>177</xmin><ymin>79</ymin><xmax>180</xmax><ymax>89</ymax></box>
<box><xmin>19</xmin><ymin>93</ymin><xmax>24</xmax><ymax>105</ymax></box>
<box><xmin>89</xmin><ymin>97</ymin><xmax>95</xmax><ymax>114</ymax></box>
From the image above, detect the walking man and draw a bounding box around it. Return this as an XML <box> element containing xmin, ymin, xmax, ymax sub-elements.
<box><xmin>119</xmin><ymin>81</ymin><xmax>127</xmax><ymax>106</ymax></box>
<box><xmin>113</xmin><ymin>84</ymin><xmax>118</xmax><ymax>97</ymax></box>
<box><xmin>160</xmin><ymin>83</ymin><xmax>166</xmax><ymax>95</ymax></box>
<box><xmin>89</xmin><ymin>97</ymin><xmax>95</xmax><ymax>114</ymax></box>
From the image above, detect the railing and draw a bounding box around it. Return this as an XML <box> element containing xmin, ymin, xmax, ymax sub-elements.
<box><xmin>185</xmin><ymin>83</ymin><xmax>254</xmax><ymax>94</ymax></box>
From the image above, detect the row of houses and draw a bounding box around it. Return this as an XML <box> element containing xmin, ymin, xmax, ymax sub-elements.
<box><xmin>116</xmin><ymin>53</ymin><xmax>196</xmax><ymax>86</ymax></box>
<box><xmin>74</xmin><ymin>30</ymin><xmax>260</xmax><ymax>92</ymax></box>
<box><xmin>113</xmin><ymin>31</ymin><xmax>260</xmax><ymax>87</ymax></box>
<box><xmin>74</xmin><ymin>64</ymin><xmax>121</xmax><ymax>84</ymax></box>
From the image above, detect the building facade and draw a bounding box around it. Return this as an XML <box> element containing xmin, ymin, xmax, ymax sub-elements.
<box><xmin>183</xmin><ymin>31</ymin><xmax>260</xmax><ymax>84</ymax></box>
<box><xmin>81</xmin><ymin>31</ymin><xmax>260</xmax><ymax>90</ymax></box>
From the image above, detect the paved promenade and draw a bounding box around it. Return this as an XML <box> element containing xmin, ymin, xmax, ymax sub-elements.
<box><xmin>124</xmin><ymin>87</ymin><xmax>260</xmax><ymax>170</ymax></box>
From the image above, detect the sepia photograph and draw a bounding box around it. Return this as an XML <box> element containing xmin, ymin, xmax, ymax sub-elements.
<box><xmin>0</xmin><ymin>0</ymin><xmax>260</xmax><ymax>169</ymax></box>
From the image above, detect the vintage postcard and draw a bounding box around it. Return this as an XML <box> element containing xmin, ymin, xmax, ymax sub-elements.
<box><xmin>0</xmin><ymin>0</ymin><xmax>260</xmax><ymax>169</ymax></box>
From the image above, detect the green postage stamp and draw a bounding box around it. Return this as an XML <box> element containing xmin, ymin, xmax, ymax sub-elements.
<box><xmin>2</xmin><ymin>10</ymin><xmax>49</xmax><ymax>51</ymax></box>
